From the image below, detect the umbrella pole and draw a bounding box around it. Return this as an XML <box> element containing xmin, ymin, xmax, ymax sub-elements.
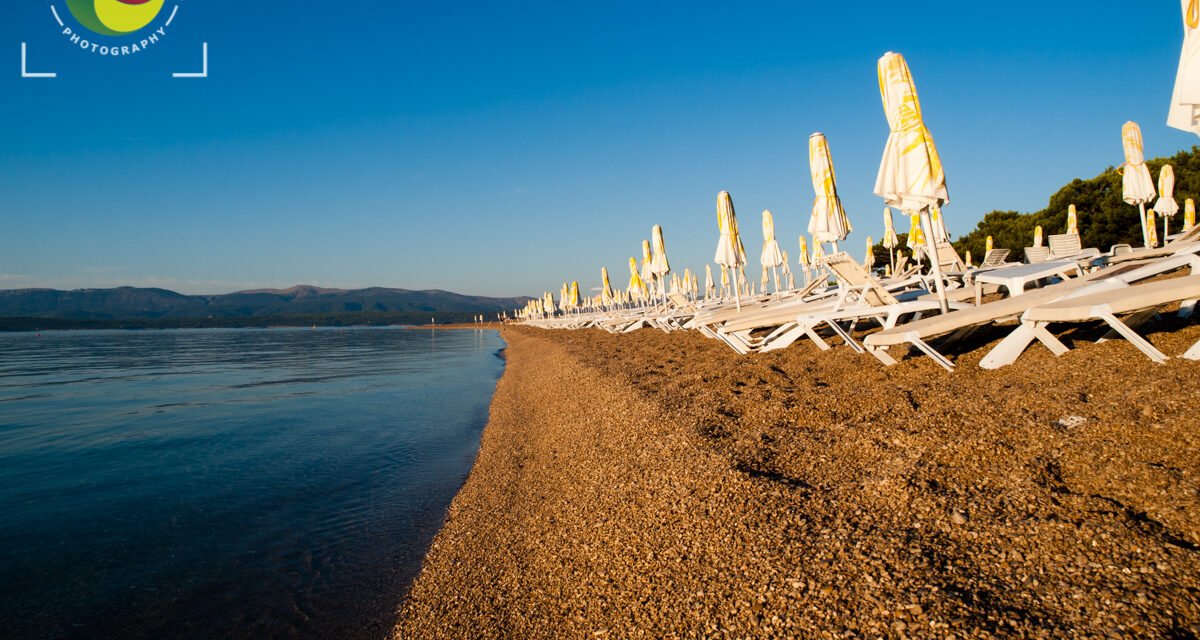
<box><xmin>733</xmin><ymin>266</ymin><xmax>742</xmax><ymax>311</ymax></box>
<box><xmin>1165</xmin><ymin>215</ymin><xmax>1170</xmax><ymax>242</ymax></box>
<box><xmin>920</xmin><ymin>209</ymin><xmax>949</xmax><ymax>314</ymax></box>
<box><xmin>773</xmin><ymin>266</ymin><xmax>780</xmax><ymax>293</ymax></box>
<box><xmin>889</xmin><ymin>247</ymin><xmax>895</xmax><ymax>274</ymax></box>
<box><xmin>1139</xmin><ymin>202</ymin><xmax>1149</xmax><ymax>248</ymax></box>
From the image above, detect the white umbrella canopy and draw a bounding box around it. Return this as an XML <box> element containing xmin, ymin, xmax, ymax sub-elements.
<box><xmin>1121</xmin><ymin>121</ymin><xmax>1157</xmax><ymax>247</ymax></box>
<box><xmin>874</xmin><ymin>51</ymin><xmax>950</xmax><ymax>311</ymax></box>
<box><xmin>714</xmin><ymin>191</ymin><xmax>747</xmax><ymax>309</ymax></box>
<box><xmin>1156</xmin><ymin>164</ymin><xmax>1181</xmax><ymax>237</ymax></box>
<box><xmin>705</xmin><ymin>264</ymin><xmax>715</xmax><ymax>298</ymax></box>
<box><xmin>760</xmin><ymin>210</ymin><xmax>785</xmax><ymax>268</ymax></box>
<box><xmin>1168</xmin><ymin>0</ymin><xmax>1200</xmax><ymax>136</ymax></box>
<box><xmin>761</xmin><ymin>210</ymin><xmax>785</xmax><ymax>292</ymax></box>
<box><xmin>640</xmin><ymin>240</ymin><xmax>655</xmax><ymax>283</ymax></box>
<box><xmin>651</xmin><ymin>224</ymin><xmax>671</xmax><ymax>279</ymax></box>
<box><xmin>1186</xmin><ymin>198</ymin><xmax>1197</xmax><ymax>231</ymax></box>
<box><xmin>808</xmin><ymin>132</ymin><xmax>852</xmax><ymax>250</ymax></box>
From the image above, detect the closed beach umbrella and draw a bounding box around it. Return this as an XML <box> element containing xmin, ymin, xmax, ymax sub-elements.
<box><xmin>705</xmin><ymin>264</ymin><xmax>715</xmax><ymax>299</ymax></box>
<box><xmin>628</xmin><ymin>257</ymin><xmax>648</xmax><ymax>301</ymax></box>
<box><xmin>761</xmin><ymin>210</ymin><xmax>785</xmax><ymax>292</ymax></box>
<box><xmin>1156</xmin><ymin>164</ymin><xmax>1181</xmax><ymax>237</ymax></box>
<box><xmin>1148</xmin><ymin>209</ymin><xmax>1160</xmax><ymax>248</ymax></box>
<box><xmin>907</xmin><ymin>213</ymin><xmax>926</xmax><ymax>254</ymax></box>
<box><xmin>760</xmin><ymin>265</ymin><xmax>769</xmax><ymax>290</ymax></box>
<box><xmin>641</xmin><ymin>240</ymin><xmax>654</xmax><ymax>284</ymax></box>
<box><xmin>1168</xmin><ymin>0</ymin><xmax>1200</xmax><ymax>136</ymax></box>
<box><xmin>601</xmin><ymin>266</ymin><xmax>614</xmax><ymax>306</ymax></box>
<box><xmin>1033</xmin><ymin>225</ymin><xmax>1043</xmax><ymax>248</ymax></box>
<box><xmin>651</xmin><ymin>225</ymin><xmax>671</xmax><ymax>296</ymax></box>
<box><xmin>985</xmin><ymin>235</ymin><xmax>994</xmax><ymax>255</ymax></box>
<box><xmin>1120</xmin><ymin>121</ymin><xmax>1157</xmax><ymax>247</ymax></box>
<box><xmin>964</xmin><ymin>250</ymin><xmax>973</xmax><ymax>268</ymax></box>
<box><xmin>929</xmin><ymin>207</ymin><xmax>950</xmax><ymax>244</ymax></box>
<box><xmin>874</xmin><ymin>51</ymin><xmax>950</xmax><ymax>310</ymax></box>
<box><xmin>810</xmin><ymin>236</ymin><xmax>827</xmax><ymax>264</ymax></box>
<box><xmin>882</xmin><ymin>207</ymin><xmax>900</xmax><ymax>272</ymax></box>
<box><xmin>569</xmin><ymin>281</ymin><xmax>580</xmax><ymax>308</ymax></box>
<box><xmin>865</xmin><ymin>236</ymin><xmax>876</xmax><ymax>269</ymax></box>
<box><xmin>720</xmin><ymin>264</ymin><xmax>730</xmax><ymax>297</ymax></box>
<box><xmin>1067</xmin><ymin>204</ymin><xmax>1079</xmax><ymax>235</ymax></box>
<box><xmin>798</xmin><ymin>235</ymin><xmax>812</xmax><ymax>285</ymax></box>
<box><xmin>808</xmin><ymin>132</ymin><xmax>852</xmax><ymax>252</ymax></box>
<box><xmin>1186</xmin><ymin>198</ymin><xmax>1197</xmax><ymax>232</ymax></box>
<box><xmin>714</xmin><ymin>191</ymin><xmax>747</xmax><ymax>309</ymax></box>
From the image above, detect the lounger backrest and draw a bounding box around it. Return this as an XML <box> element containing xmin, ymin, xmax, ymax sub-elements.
<box><xmin>1110</xmin><ymin>244</ymin><xmax>1133</xmax><ymax>256</ymax></box>
<box><xmin>1170</xmin><ymin>224</ymin><xmax>1200</xmax><ymax>245</ymax></box>
<box><xmin>824</xmin><ymin>252</ymin><xmax>900</xmax><ymax>307</ymax></box>
<box><xmin>934</xmin><ymin>241</ymin><xmax>967</xmax><ymax>272</ymax></box>
<box><xmin>1024</xmin><ymin>246</ymin><xmax>1050</xmax><ymax>263</ymax></box>
<box><xmin>980</xmin><ymin>249</ymin><xmax>1011</xmax><ymax>269</ymax></box>
<box><xmin>1047</xmin><ymin>233</ymin><xmax>1082</xmax><ymax>258</ymax></box>
<box><xmin>893</xmin><ymin>253</ymin><xmax>910</xmax><ymax>275</ymax></box>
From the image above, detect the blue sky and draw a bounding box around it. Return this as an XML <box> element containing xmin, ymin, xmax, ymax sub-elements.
<box><xmin>3</xmin><ymin>1</ymin><xmax>1197</xmax><ymax>296</ymax></box>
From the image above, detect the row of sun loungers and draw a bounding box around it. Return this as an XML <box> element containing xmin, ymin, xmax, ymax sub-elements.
<box><xmin>525</xmin><ymin>229</ymin><xmax>1200</xmax><ymax>371</ymax></box>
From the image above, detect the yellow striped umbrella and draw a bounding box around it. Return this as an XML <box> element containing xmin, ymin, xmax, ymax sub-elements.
<box><xmin>1186</xmin><ymin>198</ymin><xmax>1197</xmax><ymax>231</ymax></box>
<box><xmin>810</xmin><ymin>236</ymin><xmax>826</xmax><ymax>264</ymax></box>
<box><xmin>780</xmin><ymin>250</ymin><xmax>792</xmax><ymax>276</ymax></box>
<box><xmin>798</xmin><ymin>235</ymin><xmax>811</xmax><ymax>268</ymax></box>
<box><xmin>714</xmin><ymin>191</ymin><xmax>747</xmax><ymax>309</ymax></box>
<box><xmin>864</xmin><ymin>236</ymin><xmax>876</xmax><ymax>269</ymax></box>
<box><xmin>601</xmin><ymin>266</ymin><xmax>614</xmax><ymax>305</ymax></box>
<box><xmin>808</xmin><ymin>132</ymin><xmax>852</xmax><ymax>250</ymax></box>
<box><xmin>875</xmin><ymin>51</ymin><xmax>950</xmax><ymax>310</ymax></box>
<box><xmin>985</xmin><ymin>235</ymin><xmax>994</xmax><ymax>255</ymax></box>
<box><xmin>705</xmin><ymin>264</ymin><xmax>715</xmax><ymax>298</ymax></box>
<box><xmin>1168</xmin><ymin>0</ymin><xmax>1200</xmax><ymax>136</ymax></box>
<box><xmin>628</xmin><ymin>257</ymin><xmax>648</xmax><ymax>301</ymax></box>
<box><xmin>1033</xmin><ymin>225</ymin><xmax>1043</xmax><ymax>248</ymax></box>
<box><xmin>690</xmin><ymin>272</ymin><xmax>699</xmax><ymax>297</ymax></box>
<box><xmin>882</xmin><ymin>207</ymin><xmax>900</xmax><ymax>248</ymax></box>
<box><xmin>964</xmin><ymin>250</ymin><xmax>973</xmax><ymax>268</ymax></box>
<box><xmin>907</xmin><ymin>213</ymin><xmax>926</xmax><ymax>251</ymax></box>
<box><xmin>929</xmin><ymin>206</ymin><xmax>950</xmax><ymax>243</ymax></box>
<box><xmin>569</xmin><ymin>281</ymin><xmax>580</xmax><ymax>308</ymax></box>
<box><xmin>1148</xmin><ymin>209</ymin><xmax>1160</xmax><ymax>248</ymax></box>
<box><xmin>1067</xmin><ymin>204</ymin><xmax>1079</xmax><ymax>235</ymax></box>
<box><xmin>1156</xmin><ymin>165</ymin><xmax>1181</xmax><ymax>237</ymax></box>
<box><xmin>720</xmin><ymin>264</ymin><xmax>730</xmax><ymax>293</ymax></box>
<box><xmin>1121</xmin><ymin>121</ymin><xmax>1157</xmax><ymax>247</ymax></box>
<box><xmin>641</xmin><ymin>240</ymin><xmax>654</xmax><ymax>283</ymax></box>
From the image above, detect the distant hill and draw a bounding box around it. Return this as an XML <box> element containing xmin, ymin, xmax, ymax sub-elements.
<box><xmin>0</xmin><ymin>285</ymin><xmax>530</xmax><ymax>325</ymax></box>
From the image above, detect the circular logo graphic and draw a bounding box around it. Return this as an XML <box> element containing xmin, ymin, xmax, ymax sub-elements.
<box><xmin>64</xmin><ymin>0</ymin><xmax>166</xmax><ymax>36</ymax></box>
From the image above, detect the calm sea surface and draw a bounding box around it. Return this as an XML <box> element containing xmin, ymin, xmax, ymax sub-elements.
<box><xmin>0</xmin><ymin>327</ymin><xmax>505</xmax><ymax>640</ymax></box>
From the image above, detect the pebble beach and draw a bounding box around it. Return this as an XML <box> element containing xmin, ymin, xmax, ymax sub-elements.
<box><xmin>394</xmin><ymin>321</ymin><xmax>1200</xmax><ymax>638</ymax></box>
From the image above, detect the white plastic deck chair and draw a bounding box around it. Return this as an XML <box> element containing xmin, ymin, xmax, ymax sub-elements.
<box><xmin>997</xmin><ymin>275</ymin><xmax>1200</xmax><ymax>366</ymax></box>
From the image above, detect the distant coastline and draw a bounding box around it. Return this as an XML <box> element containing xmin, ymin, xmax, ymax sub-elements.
<box><xmin>0</xmin><ymin>312</ymin><xmax>495</xmax><ymax>332</ymax></box>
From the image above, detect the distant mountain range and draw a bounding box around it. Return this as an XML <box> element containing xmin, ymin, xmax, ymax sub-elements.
<box><xmin>0</xmin><ymin>285</ymin><xmax>531</xmax><ymax>322</ymax></box>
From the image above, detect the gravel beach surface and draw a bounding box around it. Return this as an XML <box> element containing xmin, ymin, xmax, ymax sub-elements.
<box><xmin>394</xmin><ymin>322</ymin><xmax>1200</xmax><ymax>638</ymax></box>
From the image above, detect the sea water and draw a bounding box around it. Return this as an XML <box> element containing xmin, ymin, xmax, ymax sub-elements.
<box><xmin>0</xmin><ymin>327</ymin><xmax>505</xmax><ymax>639</ymax></box>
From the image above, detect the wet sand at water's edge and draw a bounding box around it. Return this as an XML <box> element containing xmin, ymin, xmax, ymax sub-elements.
<box><xmin>394</xmin><ymin>322</ymin><xmax>1200</xmax><ymax>638</ymax></box>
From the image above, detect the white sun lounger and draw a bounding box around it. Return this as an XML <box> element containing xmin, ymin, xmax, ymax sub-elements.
<box><xmin>990</xmin><ymin>275</ymin><xmax>1200</xmax><ymax>366</ymax></box>
<box><xmin>972</xmin><ymin>259</ymin><xmax>1081</xmax><ymax>302</ymax></box>
<box><xmin>864</xmin><ymin>251</ymin><xmax>1200</xmax><ymax>370</ymax></box>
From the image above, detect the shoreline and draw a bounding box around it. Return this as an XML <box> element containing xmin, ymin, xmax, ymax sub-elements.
<box><xmin>393</xmin><ymin>325</ymin><xmax>1200</xmax><ymax>637</ymax></box>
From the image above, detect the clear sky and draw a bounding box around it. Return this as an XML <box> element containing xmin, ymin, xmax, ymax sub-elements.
<box><xmin>3</xmin><ymin>1</ymin><xmax>1197</xmax><ymax>296</ymax></box>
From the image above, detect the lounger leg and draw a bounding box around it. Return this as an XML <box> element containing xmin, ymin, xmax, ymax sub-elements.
<box><xmin>826</xmin><ymin>320</ymin><xmax>865</xmax><ymax>353</ymax></box>
<box><xmin>979</xmin><ymin>323</ymin><xmax>1039</xmax><ymax>369</ymax></box>
<box><xmin>1182</xmin><ymin>339</ymin><xmax>1200</xmax><ymax>360</ymax></box>
<box><xmin>910</xmin><ymin>338</ymin><xmax>955</xmax><ymax>371</ymax></box>
<box><xmin>759</xmin><ymin>325</ymin><xmax>806</xmax><ymax>353</ymax></box>
<box><xmin>802</xmin><ymin>323</ymin><xmax>832</xmax><ymax>351</ymax></box>
<box><xmin>1098</xmin><ymin>313</ymin><xmax>1168</xmax><ymax>364</ymax></box>
<box><xmin>1029</xmin><ymin>321</ymin><xmax>1070</xmax><ymax>356</ymax></box>
<box><xmin>866</xmin><ymin>345</ymin><xmax>898</xmax><ymax>366</ymax></box>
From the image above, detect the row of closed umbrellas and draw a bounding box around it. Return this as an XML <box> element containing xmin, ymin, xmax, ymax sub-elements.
<box><xmin>519</xmin><ymin>3</ymin><xmax>1198</xmax><ymax>321</ymax></box>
